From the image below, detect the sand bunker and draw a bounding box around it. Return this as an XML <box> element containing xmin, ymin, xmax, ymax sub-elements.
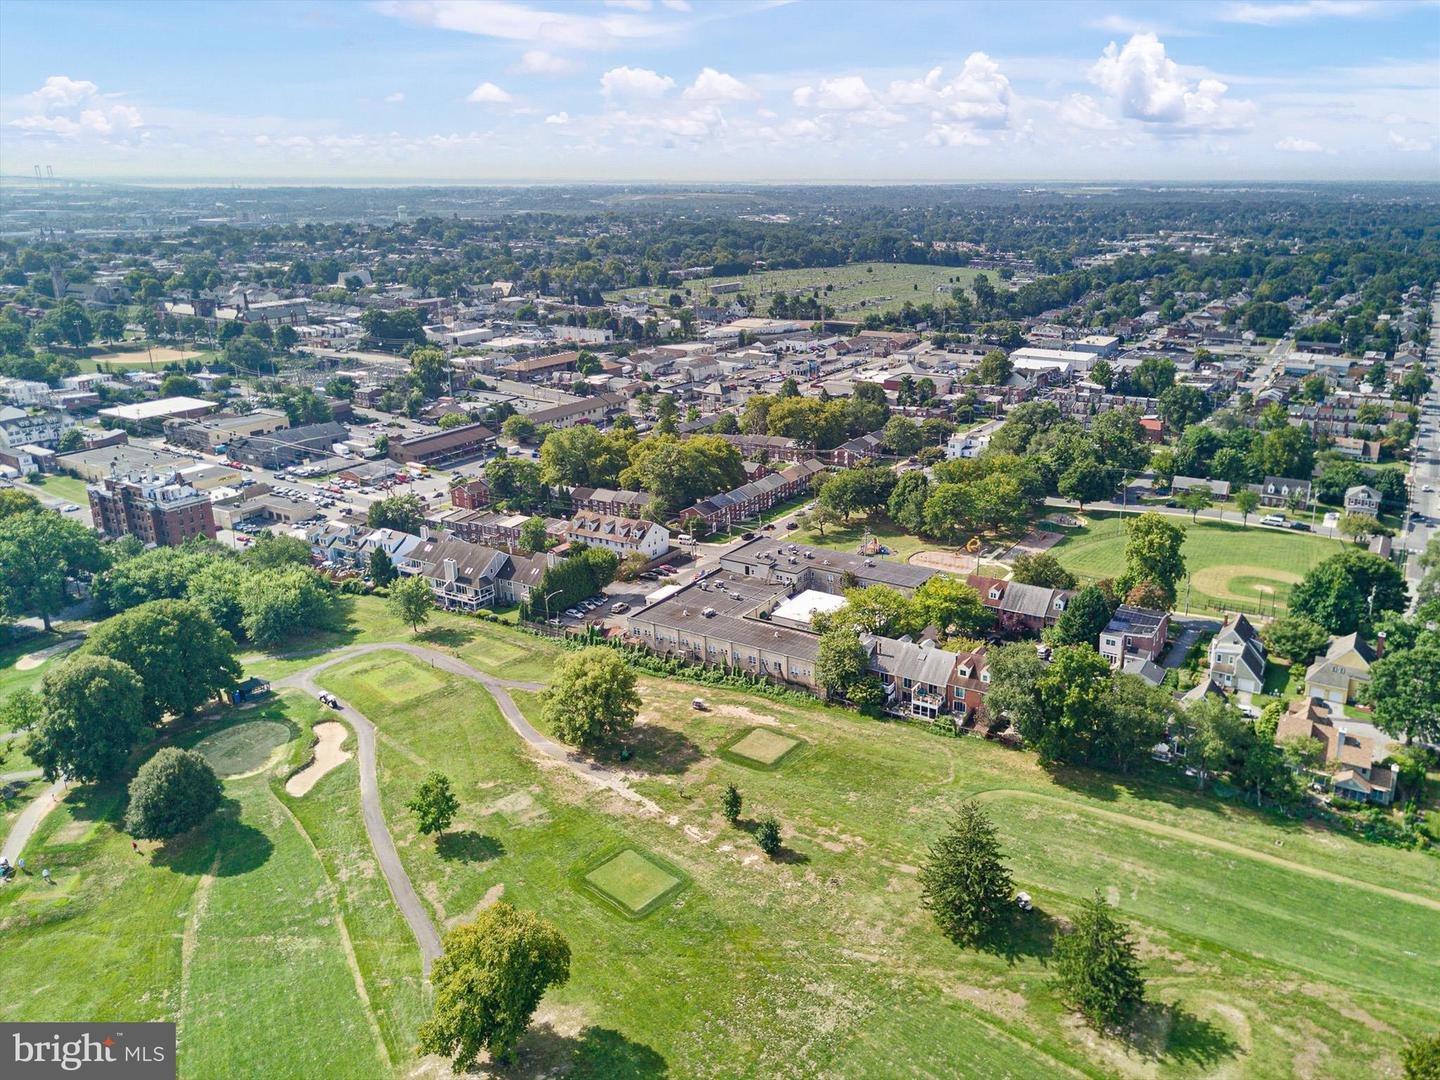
<box><xmin>285</xmin><ymin>722</ymin><xmax>351</xmax><ymax>796</ymax></box>
<box><xmin>15</xmin><ymin>638</ymin><xmax>80</xmax><ymax>671</ymax></box>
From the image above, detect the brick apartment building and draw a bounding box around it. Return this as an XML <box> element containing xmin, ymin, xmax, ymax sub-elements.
<box><xmin>88</xmin><ymin>473</ymin><xmax>217</xmax><ymax>546</ymax></box>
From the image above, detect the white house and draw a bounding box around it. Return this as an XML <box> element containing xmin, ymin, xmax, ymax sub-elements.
<box><xmin>566</xmin><ymin>512</ymin><xmax>669</xmax><ymax>560</ymax></box>
<box><xmin>1208</xmin><ymin>613</ymin><xmax>1267</xmax><ymax>694</ymax></box>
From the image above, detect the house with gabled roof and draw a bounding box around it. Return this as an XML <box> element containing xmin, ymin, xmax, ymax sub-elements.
<box><xmin>967</xmin><ymin>575</ymin><xmax>1073</xmax><ymax>634</ymax></box>
<box><xmin>1274</xmin><ymin>699</ymin><xmax>1397</xmax><ymax>805</ymax></box>
<box><xmin>1208</xmin><ymin>613</ymin><xmax>1266</xmax><ymax>694</ymax></box>
<box><xmin>1304</xmin><ymin>632</ymin><xmax>1377</xmax><ymax>707</ymax></box>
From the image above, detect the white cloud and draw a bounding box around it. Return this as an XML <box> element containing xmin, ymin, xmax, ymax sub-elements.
<box><xmin>384</xmin><ymin>91</ymin><xmax>406</xmax><ymax>104</ymax></box>
<box><xmin>925</xmin><ymin>125</ymin><xmax>992</xmax><ymax>148</ymax></box>
<box><xmin>25</xmin><ymin>75</ymin><xmax>100</xmax><ymax>109</ymax></box>
<box><xmin>793</xmin><ymin>75</ymin><xmax>878</xmax><ymax>110</ymax></box>
<box><xmin>600</xmin><ymin>66</ymin><xmax>675</xmax><ymax>99</ymax></box>
<box><xmin>7</xmin><ymin>75</ymin><xmax>145</xmax><ymax>140</ymax></box>
<box><xmin>467</xmin><ymin>81</ymin><xmax>513</xmax><ymax>104</ymax></box>
<box><xmin>512</xmin><ymin>49</ymin><xmax>576</xmax><ymax>76</ymax></box>
<box><xmin>1058</xmin><ymin>93</ymin><xmax>1117</xmax><ymax>131</ymax></box>
<box><xmin>661</xmin><ymin>0</ymin><xmax>691</xmax><ymax>9</ymax></box>
<box><xmin>1222</xmin><ymin>1</ymin><xmax>1379</xmax><ymax>25</ymax></box>
<box><xmin>1089</xmin><ymin>34</ymin><xmax>1256</xmax><ymax>131</ymax></box>
<box><xmin>682</xmin><ymin>67</ymin><xmax>756</xmax><ymax>103</ymax></box>
<box><xmin>605</xmin><ymin>0</ymin><xmax>651</xmax><ymax>9</ymax></box>
<box><xmin>1274</xmin><ymin>135</ymin><xmax>1324</xmax><ymax>151</ymax></box>
<box><xmin>374</xmin><ymin>0</ymin><xmax>684</xmax><ymax>50</ymax></box>
<box><xmin>544</xmin><ymin>111</ymin><xmax>570</xmax><ymax>124</ymax></box>
<box><xmin>1389</xmin><ymin>130</ymin><xmax>1436</xmax><ymax>152</ymax></box>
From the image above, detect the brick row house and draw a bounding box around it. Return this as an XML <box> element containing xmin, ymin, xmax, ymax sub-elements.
<box><xmin>680</xmin><ymin>458</ymin><xmax>825</xmax><ymax>529</ymax></box>
<box><xmin>967</xmin><ymin>576</ymin><xmax>1074</xmax><ymax>634</ymax></box>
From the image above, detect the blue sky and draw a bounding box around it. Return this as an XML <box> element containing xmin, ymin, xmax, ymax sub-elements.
<box><xmin>2</xmin><ymin>0</ymin><xmax>1437</xmax><ymax>181</ymax></box>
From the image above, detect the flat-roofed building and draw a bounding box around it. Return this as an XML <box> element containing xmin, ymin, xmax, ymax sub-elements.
<box><xmin>388</xmin><ymin>422</ymin><xmax>496</xmax><ymax>467</ymax></box>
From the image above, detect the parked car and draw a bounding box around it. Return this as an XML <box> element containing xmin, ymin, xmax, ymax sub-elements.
<box><xmin>1289</xmin><ymin>520</ymin><xmax>1310</xmax><ymax>531</ymax></box>
<box><xmin>1260</xmin><ymin>514</ymin><xmax>1286</xmax><ymax>527</ymax></box>
<box><xmin>785</xmin><ymin>521</ymin><xmax>799</xmax><ymax>530</ymax></box>
<box><xmin>610</xmin><ymin>602</ymin><xmax>630</xmax><ymax>614</ymax></box>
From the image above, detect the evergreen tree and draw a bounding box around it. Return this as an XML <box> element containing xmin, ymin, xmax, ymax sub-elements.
<box><xmin>721</xmin><ymin>784</ymin><xmax>742</xmax><ymax>824</ymax></box>
<box><xmin>1053</xmin><ymin>891</ymin><xmax>1146</xmax><ymax>1028</ymax></box>
<box><xmin>918</xmin><ymin>801</ymin><xmax>1014</xmax><ymax>945</ymax></box>
<box><xmin>755</xmin><ymin>815</ymin><xmax>781</xmax><ymax>856</ymax></box>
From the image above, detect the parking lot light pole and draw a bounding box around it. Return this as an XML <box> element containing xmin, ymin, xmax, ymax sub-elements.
<box><xmin>542</xmin><ymin>588</ymin><xmax>563</xmax><ymax>624</ymax></box>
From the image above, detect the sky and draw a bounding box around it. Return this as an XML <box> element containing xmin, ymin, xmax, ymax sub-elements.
<box><xmin>1</xmin><ymin>0</ymin><xmax>1438</xmax><ymax>183</ymax></box>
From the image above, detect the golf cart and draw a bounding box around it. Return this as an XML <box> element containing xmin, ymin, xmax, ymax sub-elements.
<box><xmin>1016</xmin><ymin>891</ymin><xmax>1033</xmax><ymax>912</ymax></box>
<box><xmin>318</xmin><ymin>692</ymin><xmax>340</xmax><ymax>709</ymax></box>
<box><xmin>691</xmin><ymin>698</ymin><xmax>709</xmax><ymax>711</ymax></box>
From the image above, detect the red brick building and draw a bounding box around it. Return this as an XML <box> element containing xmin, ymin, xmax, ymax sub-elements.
<box><xmin>88</xmin><ymin>473</ymin><xmax>217</xmax><ymax>546</ymax></box>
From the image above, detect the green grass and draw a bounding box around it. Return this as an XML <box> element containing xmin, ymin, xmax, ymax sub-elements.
<box><xmin>720</xmin><ymin>726</ymin><xmax>805</xmax><ymax>769</ymax></box>
<box><xmin>580</xmin><ymin>847</ymin><xmax>687</xmax><ymax>918</ymax></box>
<box><xmin>609</xmin><ymin>261</ymin><xmax>999</xmax><ymax>317</ymax></box>
<box><xmin>0</xmin><ymin>693</ymin><xmax>403</xmax><ymax>1079</ymax></box>
<box><xmin>0</xmin><ymin>630</ymin><xmax>79</xmax><ymax>716</ymax></box>
<box><xmin>788</xmin><ymin>518</ymin><xmax>936</xmax><ymax>562</ymax></box>
<box><xmin>314</xmin><ymin>649</ymin><xmax>1437</xmax><ymax>1078</ymax></box>
<box><xmin>192</xmin><ymin>720</ymin><xmax>292</xmax><ymax>777</ymax></box>
<box><xmin>10</xmin><ymin>630</ymin><xmax>1440</xmax><ymax>1078</ymax></box>
<box><xmin>241</xmin><ymin>593</ymin><xmax>561</xmax><ymax>684</ymax></box>
<box><xmin>25</xmin><ymin>473</ymin><xmax>90</xmax><ymax>505</ymax></box>
<box><xmin>1051</xmin><ymin>512</ymin><xmax>1347</xmax><ymax>617</ymax></box>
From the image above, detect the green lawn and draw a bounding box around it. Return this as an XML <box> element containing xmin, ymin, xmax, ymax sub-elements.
<box><xmin>241</xmin><ymin>593</ymin><xmax>561</xmax><ymax>684</ymax></box>
<box><xmin>608</xmin><ymin>261</ymin><xmax>1000</xmax><ymax>317</ymax></box>
<box><xmin>1050</xmin><ymin>512</ymin><xmax>1348</xmax><ymax>618</ymax></box>
<box><xmin>0</xmin><ymin>693</ymin><xmax>409</xmax><ymax>1079</ymax></box>
<box><xmin>319</xmin><ymin>649</ymin><xmax>1436</xmax><ymax>1078</ymax></box>
<box><xmin>25</xmin><ymin>472</ymin><xmax>90</xmax><ymax>505</ymax></box>
<box><xmin>789</xmin><ymin>518</ymin><xmax>936</xmax><ymax>562</ymax></box>
<box><xmin>8</xmin><ymin>628</ymin><xmax>1439</xmax><ymax>1078</ymax></box>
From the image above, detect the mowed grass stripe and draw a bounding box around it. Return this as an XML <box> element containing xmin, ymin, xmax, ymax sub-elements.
<box><xmin>183</xmin><ymin>777</ymin><xmax>387</xmax><ymax>1080</ymax></box>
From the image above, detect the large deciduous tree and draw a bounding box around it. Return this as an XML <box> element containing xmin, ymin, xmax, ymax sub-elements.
<box><xmin>407</xmin><ymin>771</ymin><xmax>460</xmax><ymax>839</ymax></box>
<box><xmin>1117</xmin><ymin>512</ymin><xmax>1186</xmax><ymax>609</ymax></box>
<box><xmin>541</xmin><ymin>647</ymin><xmax>641</xmax><ymax>748</ymax></box>
<box><xmin>124</xmin><ymin>748</ymin><xmax>223</xmax><ymax>840</ymax></box>
<box><xmin>418</xmin><ymin>903</ymin><xmax>571</xmax><ymax>1070</ymax></box>
<box><xmin>0</xmin><ymin>511</ymin><xmax>105</xmax><ymax>630</ymax></box>
<box><xmin>388</xmin><ymin>575</ymin><xmax>433</xmax><ymax>633</ymax></box>
<box><xmin>82</xmin><ymin>600</ymin><xmax>241</xmax><ymax>725</ymax></box>
<box><xmin>28</xmin><ymin>656</ymin><xmax>146</xmax><ymax>783</ymax></box>
<box><xmin>1289</xmin><ymin>549</ymin><xmax>1407</xmax><ymax>635</ymax></box>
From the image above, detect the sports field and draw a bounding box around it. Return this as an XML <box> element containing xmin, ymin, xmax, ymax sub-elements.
<box><xmin>1049</xmin><ymin>512</ymin><xmax>1347</xmax><ymax>617</ymax></box>
<box><xmin>5</xmin><ymin>632</ymin><xmax>1437</xmax><ymax>1077</ymax></box>
<box><xmin>610</xmin><ymin>261</ymin><xmax>999</xmax><ymax>317</ymax></box>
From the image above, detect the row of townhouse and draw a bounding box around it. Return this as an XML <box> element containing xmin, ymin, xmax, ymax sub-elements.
<box><xmin>679</xmin><ymin>458</ymin><xmax>825</xmax><ymax>529</ymax></box>
<box><xmin>711</xmin><ymin>430</ymin><xmax>884</xmax><ymax>469</ymax></box>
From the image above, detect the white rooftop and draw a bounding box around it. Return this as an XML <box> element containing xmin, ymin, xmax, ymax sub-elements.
<box><xmin>770</xmin><ymin>589</ymin><xmax>848</xmax><ymax>626</ymax></box>
<box><xmin>98</xmin><ymin>396</ymin><xmax>214</xmax><ymax>422</ymax></box>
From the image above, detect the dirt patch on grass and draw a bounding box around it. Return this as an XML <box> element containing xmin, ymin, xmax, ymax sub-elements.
<box><xmin>285</xmin><ymin>722</ymin><xmax>351</xmax><ymax>797</ymax></box>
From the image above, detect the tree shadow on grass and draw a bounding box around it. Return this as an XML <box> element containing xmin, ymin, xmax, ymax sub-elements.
<box><xmin>496</xmin><ymin>1023</ymin><xmax>669</xmax><ymax>1080</ymax></box>
<box><xmin>436</xmin><ymin>829</ymin><xmax>505</xmax><ymax>863</ymax></box>
<box><xmin>730</xmin><ymin>819</ymin><xmax>809</xmax><ymax>864</ymax></box>
<box><xmin>1125</xmin><ymin>1001</ymin><xmax>1240</xmax><ymax>1069</ymax></box>
<box><xmin>600</xmin><ymin>724</ymin><xmax>703</xmax><ymax>776</ymax></box>
<box><xmin>994</xmin><ymin>905</ymin><xmax>1060</xmax><ymax>966</ymax></box>
<box><xmin>150</xmin><ymin>798</ymin><xmax>272</xmax><ymax>878</ymax></box>
<box><xmin>415</xmin><ymin>625</ymin><xmax>478</xmax><ymax>650</ymax></box>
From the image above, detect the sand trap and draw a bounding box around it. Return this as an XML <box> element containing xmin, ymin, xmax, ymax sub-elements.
<box><xmin>15</xmin><ymin>638</ymin><xmax>80</xmax><ymax>671</ymax></box>
<box><xmin>285</xmin><ymin>722</ymin><xmax>351</xmax><ymax>796</ymax></box>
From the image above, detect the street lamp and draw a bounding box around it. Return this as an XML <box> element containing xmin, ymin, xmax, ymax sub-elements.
<box><xmin>542</xmin><ymin>588</ymin><xmax>563</xmax><ymax>625</ymax></box>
